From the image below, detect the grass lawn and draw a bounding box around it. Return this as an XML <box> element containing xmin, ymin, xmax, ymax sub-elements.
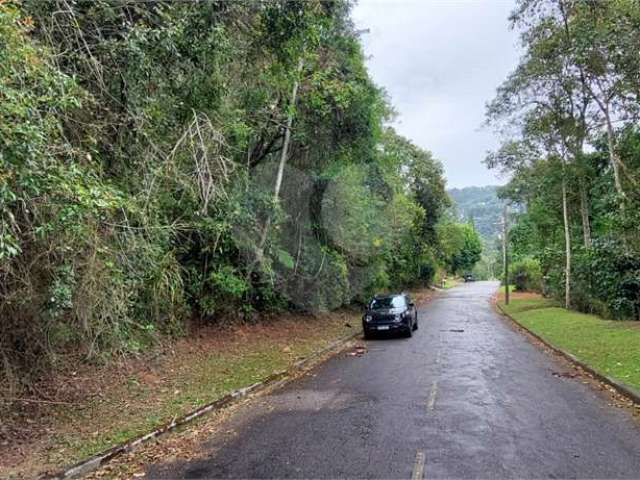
<box><xmin>499</xmin><ymin>295</ymin><xmax>640</xmax><ymax>392</ymax></box>
<box><xmin>497</xmin><ymin>284</ymin><xmax>515</xmax><ymax>294</ymax></box>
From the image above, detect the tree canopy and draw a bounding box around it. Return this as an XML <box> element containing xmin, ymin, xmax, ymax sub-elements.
<box><xmin>0</xmin><ymin>1</ymin><xmax>481</xmax><ymax>388</ymax></box>
<box><xmin>486</xmin><ymin>0</ymin><xmax>640</xmax><ymax>319</ymax></box>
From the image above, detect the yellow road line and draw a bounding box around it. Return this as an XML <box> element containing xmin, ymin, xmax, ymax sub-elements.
<box><xmin>412</xmin><ymin>450</ymin><xmax>426</xmax><ymax>480</ymax></box>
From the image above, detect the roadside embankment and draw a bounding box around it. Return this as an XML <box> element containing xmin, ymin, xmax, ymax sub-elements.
<box><xmin>1</xmin><ymin>311</ymin><xmax>359</xmax><ymax>479</ymax></box>
<box><xmin>2</xmin><ymin>287</ymin><xmax>436</xmax><ymax>479</ymax></box>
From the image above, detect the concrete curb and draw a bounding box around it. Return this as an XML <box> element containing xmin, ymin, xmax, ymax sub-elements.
<box><xmin>44</xmin><ymin>329</ymin><xmax>362</xmax><ymax>479</ymax></box>
<box><xmin>495</xmin><ymin>302</ymin><xmax>640</xmax><ymax>406</ymax></box>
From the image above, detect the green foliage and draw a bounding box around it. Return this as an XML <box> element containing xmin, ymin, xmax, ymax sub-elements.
<box><xmin>511</xmin><ymin>257</ymin><xmax>542</xmax><ymax>292</ymax></box>
<box><xmin>448</xmin><ymin>186</ymin><xmax>503</xmax><ymax>241</ymax></box>
<box><xmin>200</xmin><ymin>266</ymin><xmax>249</xmax><ymax>317</ymax></box>
<box><xmin>437</xmin><ymin>221</ymin><xmax>483</xmax><ymax>275</ymax></box>
<box><xmin>572</xmin><ymin>239</ymin><xmax>640</xmax><ymax>320</ymax></box>
<box><xmin>1</xmin><ymin>0</ymin><xmax>452</xmax><ymax>389</ymax></box>
<box><xmin>487</xmin><ymin>0</ymin><xmax>640</xmax><ymax>319</ymax></box>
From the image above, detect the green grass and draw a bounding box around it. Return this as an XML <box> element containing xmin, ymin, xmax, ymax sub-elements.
<box><xmin>442</xmin><ymin>278</ymin><xmax>462</xmax><ymax>289</ymax></box>
<box><xmin>497</xmin><ymin>284</ymin><xmax>515</xmax><ymax>294</ymax></box>
<box><xmin>59</xmin><ymin>347</ymin><xmax>305</xmax><ymax>461</ymax></box>
<box><xmin>500</xmin><ymin>298</ymin><xmax>640</xmax><ymax>391</ymax></box>
<box><xmin>7</xmin><ymin>313</ymin><xmax>358</xmax><ymax>478</ymax></box>
<box><xmin>48</xmin><ymin>334</ymin><xmax>350</xmax><ymax>465</ymax></box>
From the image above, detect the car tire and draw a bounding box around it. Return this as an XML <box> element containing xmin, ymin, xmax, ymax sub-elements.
<box><xmin>404</xmin><ymin>325</ymin><xmax>413</xmax><ymax>338</ymax></box>
<box><xmin>413</xmin><ymin>318</ymin><xmax>418</xmax><ymax>331</ymax></box>
<box><xmin>364</xmin><ymin>330</ymin><xmax>372</xmax><ymax>340</ymax></box>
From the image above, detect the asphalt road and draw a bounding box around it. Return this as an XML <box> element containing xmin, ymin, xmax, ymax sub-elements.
<box><xmin>148</xmin><ymin>282</ymin><xmax>640</xmax><ymax>479</ymax></box>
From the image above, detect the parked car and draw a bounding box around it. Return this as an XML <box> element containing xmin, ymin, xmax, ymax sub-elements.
<box><xmin>362</xmin><ymin>293</ymin><xmax>418</xmax><ymax>339</ymax></box>
<box><xmin>464</xmin><ymin>273</ymin><xmax>476</xmax><ymax>282</ymax></box>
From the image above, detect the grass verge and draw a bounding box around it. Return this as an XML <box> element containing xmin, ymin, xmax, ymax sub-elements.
<box><xmin>1</xmin><ymin>311</ymin><xmax>360</xmax><ymax>479</ymax></box>
<box><xmin>3</xmin><ymin>286</ymin><xmax>436</xmax><ymax>479</ymax></box>
<box><xmin>497</xmin><ymin>284</ymin><xmax>515</xmax><ymax>294</ymax></box>
<box><xmin>442</xmin><ymin>278</ymin><xmax>462</xmax><ymax>289</ymax></box>
<box><xmin>499</xmin><ymin>294</ymin><xmax>640</xmax><ymax>393</ymax></box>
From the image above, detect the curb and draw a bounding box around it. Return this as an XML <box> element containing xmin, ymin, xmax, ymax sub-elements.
<box><xmin>44</xmin><ymin>329</ymin><xmax>362</xmax><ymax>479</ymax></box>
<box><xmin>495</xmin><ymin>302</ymin><xmax>640</xmax><ymax>406</ymax></box>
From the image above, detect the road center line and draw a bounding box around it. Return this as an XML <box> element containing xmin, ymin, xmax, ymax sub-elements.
<box><xmin>436</xmin><ymin>335</ymin><xmax>442</xmax><ymax>365</ymax></box>
<box><xmin>427</xmin><ymin>379</ymin><xmax>438</xmax><ymax>411</ymax></box>
<box><xmin>412</xmin><ymin>450</ymin><xmax>426</xmax><ymax>480</ymax></box>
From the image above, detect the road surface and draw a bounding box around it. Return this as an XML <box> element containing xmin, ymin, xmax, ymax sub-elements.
<box><xmin>148</xmin><ymin>282</ymin><xmax>640</xmax><ymax>479</ymax></box>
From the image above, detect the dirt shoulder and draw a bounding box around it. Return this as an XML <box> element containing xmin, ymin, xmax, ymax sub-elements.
<box><xmin>1</xmin><ymin>287</ymin><xmax>435</xmax><ymax>479</ymax></box>
<box><xmin>2</xmin><ymin>311</ymin><xmax>358</xmax><ymax>479</ymax></box>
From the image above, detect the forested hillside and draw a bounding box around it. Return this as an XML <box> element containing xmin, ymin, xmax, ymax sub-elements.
<box><xmin>447</xmin><ymin>186</ymin><xmax>502</xmax><ymax>280</ymax></box>
<box><xmin>486</xmin><ymin>0</ymin><xmax>640</xmax><ymax>320</ymax></box>
<box><xmin>448</xmin><ymin>186</ymin><xmax>502</xmax><ymax>241</ymax></box>
<box><xmin>0</xmin><ymin>1</ymin><xmax>483</xmax><ymax>391</ymax></box>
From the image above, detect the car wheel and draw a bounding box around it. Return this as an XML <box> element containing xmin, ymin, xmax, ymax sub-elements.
<box><xmin>364</xmin><ymin>330</ymin><xmax>372</xmax><ymax>340</ymax></box>
<box><xmin>405</xmin><ymin>325</ymin><xmax>413</xmax><ymax>338</ymax></box>
<box><xmin>413</xmin><ymin>317</ymin><xmax>418</xmax><ymax>331</ymax></box>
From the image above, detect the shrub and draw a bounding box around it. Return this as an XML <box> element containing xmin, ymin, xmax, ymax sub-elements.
<box><xmin>511</xmin><ymin>257</ymin><xmax>542</xmax><ymax>292</ymax></box>
<box><xmin>573</xmin><ymin>238</ymin><xmax>640</xmax><ymax>320</ymax></box>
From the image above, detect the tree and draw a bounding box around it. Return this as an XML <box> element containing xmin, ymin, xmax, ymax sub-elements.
<box><xmin>488</xmin><ymin>0</ymin><xmax>640</xmax><ymax>318</ymax></box>
<box><xmin>1</xmin><ymin>0</ymin><xmax>455</xmax><ymax>388</ymax></box>
<box><xmin>437</xmin><ymin>222</ymin><xmax>483</xmax><ymax>275</ymax></box>
<box><xmin>511</xmin><ymin>0</ymin><xmax>640</xmax><ymax>203</ymax></box>
<box><xmin>486</xmin><ymin>0</ymin><xmax>599</xmax><ymax>308</ymax></box>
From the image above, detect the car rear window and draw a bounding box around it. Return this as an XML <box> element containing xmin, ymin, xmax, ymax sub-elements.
<box><xmin>370</xmin><ymin>296</ymin><xmax>405</xmax><ymax>309</ymax></box>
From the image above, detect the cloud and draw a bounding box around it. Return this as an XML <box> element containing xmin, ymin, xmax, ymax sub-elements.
<box><xmin>352</xmin><ymin>0</ymin><xmax>521</xmax><ymax>188</ymax></box>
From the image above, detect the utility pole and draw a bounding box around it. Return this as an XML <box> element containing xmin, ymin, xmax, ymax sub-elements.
<box><xmin>502</xmin><ymin>204</ymin><xmax>510</xmax><ymax>305</ymax></box>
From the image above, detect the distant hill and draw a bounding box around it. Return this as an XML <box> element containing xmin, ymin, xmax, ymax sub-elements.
<box><xmin>448</xmin><ymin>186</ymin><xmax>503</xmax><ymax>243</ymax></box>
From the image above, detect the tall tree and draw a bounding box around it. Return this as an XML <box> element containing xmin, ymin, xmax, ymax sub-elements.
<box><xmin>485</xmin><ymin>13</ymin><xmax>589</xmax><ymax>308</ymax></box>
<box><xmin>489</xmin><ymin>0</ymin><xmax>640</xmax><ymax>319</ymax></box>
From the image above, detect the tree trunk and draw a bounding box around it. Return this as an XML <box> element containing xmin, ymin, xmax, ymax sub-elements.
<box><xmin>273</xmin><ymin>58</ymin><xmax>304</xmax><ymax>202</ymax></box>
<box><xmin>253</xmin><ymin>58</ymin><xmax>304</xmax><ymax>269</ymax></box>
<box><xmin>561</xmin><ymin>175</ymin><xmax>571</xmax><ymax>309</ymax></box>
<box><xmin>502</xmin><ymin>204</ymin><xmax>510</xmax><ymax>305</ymax></box>
<box><xmin>603</xmin><ymin>108</ymin><xmax>625</xmax><ymax>200</ymax></box>
<box><xmin>579</xmin><ymin>180</ymin><xmax>591</xmax><ymax>249</ymax></box>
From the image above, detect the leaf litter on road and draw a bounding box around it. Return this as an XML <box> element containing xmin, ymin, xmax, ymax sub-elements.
<box><xmin>347</xmin><ymin>345</ymin><xmax>367</xmax><ymax>357</ymax></box>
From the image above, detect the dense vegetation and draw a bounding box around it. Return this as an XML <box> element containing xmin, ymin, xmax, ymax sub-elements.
<box><xmin>0</xmin><ymin>1</ymin><xmax>481</xmax><ymax>390</ymax></box>
<box><xmin>449</xmin><ymin>186</ymin><xmax>502</xmax><ymax>240</ymax></box>
<box><xmin>448</xmin><ymin>185</ymin><xmax>503</xmax><ymax>279</ymax></box>
<box><xmin>486</xmin><ymin>0</ymin><xmax>640</xmax><ymax>320</ymax></box>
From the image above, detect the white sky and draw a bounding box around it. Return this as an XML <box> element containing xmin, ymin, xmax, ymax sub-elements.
<box><xmin>352</xmin><ymin>0</ymin><xmax>521</xmax><ymax>188</ymax></box>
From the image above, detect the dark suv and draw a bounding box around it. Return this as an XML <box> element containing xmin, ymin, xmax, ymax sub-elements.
<box><xmin>362</xmin><ymin>293</ymin><xmax>418</xmax><ymax>339</ymax></box>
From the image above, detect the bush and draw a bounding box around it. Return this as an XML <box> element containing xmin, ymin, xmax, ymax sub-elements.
<box><xmin>511</xmin><ymin>257</ymin><xmax>542</xmax><ymax>292</ymax></box>
<box><xmin>573</xmin><ymin>238</ymin><xmax>640</xmax><ymax>320</ymax></box>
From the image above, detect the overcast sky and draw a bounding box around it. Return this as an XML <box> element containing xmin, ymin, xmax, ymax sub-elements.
<box><xmin>352</xmin><ymin>0</ymin><xmax>521</xmax><ymax>189</ymax></box>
